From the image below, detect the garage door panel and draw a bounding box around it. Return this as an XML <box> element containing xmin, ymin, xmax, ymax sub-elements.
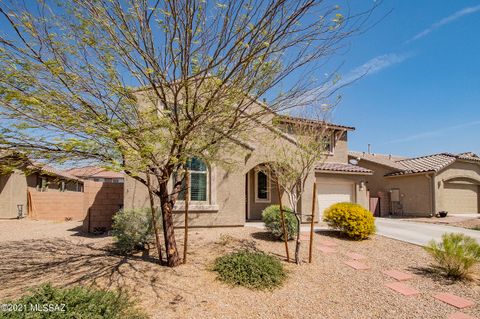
<box><xmin>317</xmin><ymin>182</ymin><xmax>354</xmax><ymax>216</ymax></box>
<box><xmin>443</xmin><ymin>183</ymin><xmax>478</xmax><ymax>214</ymax></box>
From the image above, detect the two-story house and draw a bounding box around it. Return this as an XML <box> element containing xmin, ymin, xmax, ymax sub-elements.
<box><xmin>124</xmin><ymin>108</ymin><xmax>372</xmax><ymax>227</ymax></box>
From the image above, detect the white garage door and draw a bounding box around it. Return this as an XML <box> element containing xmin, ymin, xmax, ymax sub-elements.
<box><xmin>443</xmin><ymin>183</ymin><xmax>479</xmax><ymax>214</ymax></box>
<box><xmin>317</xmin><ymin>182</ymin><xmax>354</xmax><ymax>216</ymax></box>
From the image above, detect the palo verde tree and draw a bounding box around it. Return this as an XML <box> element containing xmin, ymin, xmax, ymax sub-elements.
<box><xmin>0</xmin><ymin>0</ymin><xmax>378</xmax><ymax>267</ymax></box>
<box><xmin>265</xmin><ymin>112</ymin><xmax>332</xmax><ymax>264</ymax></box>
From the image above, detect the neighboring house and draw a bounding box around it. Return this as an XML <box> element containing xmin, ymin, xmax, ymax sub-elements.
<box><xmin>349</xmin><ymin>151</ymin><xmax>480</xmax><ymax>216</ymax></box>
<box><xmin>124</xmin><ymin>111</ymin><xmax>372</xmax><ymax>227</ymax></box>
<box><xmin>67</xmin><ymin>166</ymin><xmax>124</xmax><ymax>183</ymax></box>
<box><xmin>0</xmin><ymin>152</ymin><xmax>84</xmax><ymax>219</ymax></box>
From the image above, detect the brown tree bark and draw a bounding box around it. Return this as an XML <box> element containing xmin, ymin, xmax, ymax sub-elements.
<box><xmin>146</xmin><ymin>172</ymin><xmax>164</xmax><ymax>264</ymax></box>
<box><xmin>158</xmin><ymin>177</ymin><xmax>181</xmax><ymax>267</ymax></box>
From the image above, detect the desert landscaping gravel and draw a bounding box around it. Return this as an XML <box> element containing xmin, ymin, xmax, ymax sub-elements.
<box><xmin>0</xmin><ymin>221</ymin><xmax>479</xmax><ymax>319</ymax></box>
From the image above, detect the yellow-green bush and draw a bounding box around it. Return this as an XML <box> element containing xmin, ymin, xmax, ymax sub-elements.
<box><xmin>323</xmin><ymin>202</ymin><xmax>375</xmax><ymax>240</ymax></box>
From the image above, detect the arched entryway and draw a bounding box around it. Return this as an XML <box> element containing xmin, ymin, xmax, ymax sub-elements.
<box><xmin>245</xmin><ymin>163</ymin><xmax>280</xmax><ymax>220</ymax></box>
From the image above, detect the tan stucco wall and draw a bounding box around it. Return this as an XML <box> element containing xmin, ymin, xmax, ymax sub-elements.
<box><xmin>0</xmin><ymin>170</ymin><xmax>28</xmax><ymax>218</ymax></box>
<box><xmin>325</xmin><ymin>133</ymin><xmax>348</xmax><ymax>163</ymax></box>
<box><xmin>124</xmin><ymin>94</ymin><xmax>354</xmax><ymax>227</ymax></box>
<box><xmin>352</xmin><ymin>160</ymin><xmax>433</xmax><ymax>216</ymax></box>
<box><xmin>435</xmin><ymin>160</ymin><xmax>480</xmax><ymax>214</ymax></box>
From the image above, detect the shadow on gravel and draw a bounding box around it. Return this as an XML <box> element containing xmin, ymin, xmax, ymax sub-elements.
<box><xmin>0</xmin><ymin>238</ymin><xmax>186</xmax><ymax>300</ymax></box>
<box><xmin>250</xmin><ymin>231</ymin><xmax>283</xmax><ymax>242</ymax></box>
<box><xmin>407</xmin><ymin>265</ymin><xmax>459</xmax><ymax>285</ymax></box>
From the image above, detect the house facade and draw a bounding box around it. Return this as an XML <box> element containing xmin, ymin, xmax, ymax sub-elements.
<box><xmin>124</xmin><ymin>113</ymin><xmax>372</xmax><ymax>227</ymax></box>
<box><xmin>0</xmin><ymin>152</ymin><xmax>84</xmax><ymax>219</ymax></box>
<box><xmin>349</xmin><ymin>151</ymin><xmax>480</xmax><ymax>216</ymax></box>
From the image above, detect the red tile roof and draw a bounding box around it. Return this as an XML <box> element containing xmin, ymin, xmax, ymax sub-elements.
<box><xmin>276</xmin><ymin>115</ymin><xmax>355</xmax><ymax>131</ymax></box>
<box><xmin>316</xmin><ymin>162</ymin><xmax>372</xmax><ymax>174</ymax></box>
<box><xmin>350</xmin><ymin>151</ymin><xmax>480</xmax><ymax>177</ymax></box>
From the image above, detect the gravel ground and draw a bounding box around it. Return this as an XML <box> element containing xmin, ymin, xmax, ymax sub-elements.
<box><xmin>0</xmin><ymin>219</ymin><xmax>85</xmax><ymax>242</ymax></box>
<box><xmin>400</xmin><ymin>215</ymin><xmax>480</xmax><ymax>230</ymax></box>
<box><xmin>0</xmin><ymin>225</ymin><xmax>479</xmax><ymax>319</ymax></box>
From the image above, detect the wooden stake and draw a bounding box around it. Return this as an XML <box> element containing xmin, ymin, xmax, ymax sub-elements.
<box><xmin>183</xmin><ymin>171</ymin><xmax>190</xmax><ymax>264</ymax></box>
<box><xmin>275</xmin><ymin>177</ymin><xmax>290</xmax><ymax>262</ymax></box>
<box><xmin>308</xmin><ymin>182</ymin><xmax>317</xmax><ymax>263</ymax></box>
<box><xmin>146</xmin><ymin>172</ymin><xmax>164</xmax><ymax>264</ymax></box>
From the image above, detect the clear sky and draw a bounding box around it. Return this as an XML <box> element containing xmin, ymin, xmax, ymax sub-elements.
<box><xmin>327</xmin><ymin>0</ymin><xmax>480</xmax><ymax>157</ymax></box>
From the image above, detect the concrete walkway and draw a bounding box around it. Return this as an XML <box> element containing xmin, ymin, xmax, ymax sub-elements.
<box><xmin>246</xmin><ymin>218</ymin><xmax>480</xmax><ymax>246</ymax></box>
<box><xmin>375</xmin><ymin>218</ymin><xmax>480</xmax><ymax>246</ymax></box>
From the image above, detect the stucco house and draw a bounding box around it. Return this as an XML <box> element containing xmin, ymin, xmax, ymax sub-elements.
<box><xmin>349</xmin><ymin>151</ymin><xmax>480</xmax><ymax>216</ymax></box>
<box><xmin>124</xmin><ymin>113</ymin><xmax>373</xmax><ymax>227</ymax></box>
<box><xmin>0</xmin><ymin>151</ymin><xmax>84</xmax><ymax>219</ymax></box>
<box><xmin>67</xmin><ymin>166</ymin><xmax>125</xmax><ymax>184</ymax></box>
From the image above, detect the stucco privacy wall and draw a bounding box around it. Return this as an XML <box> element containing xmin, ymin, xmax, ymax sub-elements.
<box><xmin>82</xmin><ymin>181</ymin><xmax>124</xmax><ymax>231</ymax></box>
<box><xmin>29</xmin><ymin>188</ymin><xmax>85</xmax><ymax>220</ymax></box>
<box><xmin>0</xmin><ymin>170</ymin><xmax>28</xmax><ymax>218</ymax></box>
<box><xmin>28</xmin><ymin>181</ymin><xmax>123</xmax><ymax>227</ymax></box>
<box><xmin>435</xmin><ymin>160</ymin><xmax>480</xmax><ymax>213</ymax></box>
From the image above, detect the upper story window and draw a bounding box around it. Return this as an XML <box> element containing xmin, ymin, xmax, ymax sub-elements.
<box><xmin>178</xmin><ymin>157</ymin><xmax>208</xmax><ymax>202</ymax></box>
<box><xmin>255</xmin><ymin>168</ymin><xmax>270</xmax><ymax>203</ymax></box>
<box><xmin>324</xmin><ymin>133</ymin><xmax>335</xmax><ymax>154</ymax></box>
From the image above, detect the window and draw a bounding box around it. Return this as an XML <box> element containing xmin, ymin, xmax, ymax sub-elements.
<box><xmin>324</xmin><ymin>133</ymin><xmax>335</xmax><ymax>154</ymax></box>
<box><xmin>59</xmin><ymin>181</ymin><xmax>66</xmax><ymax>192</ymax></box>
<box><xmin>37</xmin><ymin>177</ymin><xmax>48</xmax><ymax>192</ymax></box>
<box><xmin>255</xmin><ymin>169</ymin><xmax>270</xmax><ymax>203</ymax></box>
<box><xmin>178</xmin><ymin>157</ymin><xmax>208</xmax><ymax>202</ymax></box>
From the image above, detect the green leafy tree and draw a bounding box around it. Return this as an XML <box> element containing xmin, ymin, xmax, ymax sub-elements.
<box><xmin>0</xmin><ymin>0</ymin><xmax>377</xmax><ymax>267</ymax></box>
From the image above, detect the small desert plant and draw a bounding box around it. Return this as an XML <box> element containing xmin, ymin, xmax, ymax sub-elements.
<box><xmin>1</xmin><ymin>283</ymin><xmax>147</xmax><ymax>319</ymax></box>
<box><xmin>213</xmin><ymin>250</ymin><xmax>286</xmax><ymax>289</ymax></box>
<box><xmin>112</xmin><ymin>208</ymin><xmax>160</xmax><ymax>254</ymax></box>
<box><xmin>425</xmin><ymin>233</ymin><xmax>480</xmax><ymax>279</ymax></box>
<box><xmin>323</xmin><ymin>202</ymin><xmax>376</xmax><ymax>240</ymax></box>
<box><xmin>262</xmin><ymin>205</ymin><xmax>298</xmax><ymax>240</ymax></box>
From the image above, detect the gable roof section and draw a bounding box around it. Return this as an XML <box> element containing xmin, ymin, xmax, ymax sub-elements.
<box><xmin>348</xmin><ymin>151</ymin><xmax>407</xmax><ymax>170</ymax></box>
<box><xmin>67</xmin><ymin>166</ymin><xmax>124</xmax><ymax>179</ymax></box>
<box><xmin>387</xmin><ymin>154</ymin><xmax>457</xmax><ymax>176</ymax></box>
<box><xmin>276</xmin><ymin>114</ymin><xmax>355</xmax><ymax>131</ymax></box>
<box><xmin>350</xmin><ymin>151</ymin><xmax>480</xmax><ymax>177</ymax></box>
<box><xmin>29</xmin><ymin>164</ymin><xmax>83</xmax><ymax>182</ymax></box>
<box><xmin>316</xmin><ymin>162</ymin><xmax>372</xmax><ymax>174</ymax></box>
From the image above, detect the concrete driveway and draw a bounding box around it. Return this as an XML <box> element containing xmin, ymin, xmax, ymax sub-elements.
<box><xmin>375</xmin><ymin>218</ymin><xmax>480</xmax><ymax>246</ymax></box>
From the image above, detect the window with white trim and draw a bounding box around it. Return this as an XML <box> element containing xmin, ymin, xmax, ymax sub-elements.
<box><xmin>178</xmin><ymin>157</ymin><xmax>208</xmax><ymax>202</ymax></box>
<box><xmin>255</xmin><ymin>169</ymin><xmax>270</xmax><ymax>203</ymax></box>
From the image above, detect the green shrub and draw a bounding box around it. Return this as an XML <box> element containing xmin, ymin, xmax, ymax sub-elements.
<box><xmin>213</xmin><ymin>250</ymin><xmax>286</xmax><ymax>289</ymax></box>
<box><xmin>112</xmin><ymin>208</ymin><xmax>160</xmax><ymax>254</ymax></box>
<box><xmin>262</xmin><ymin>205</ymin><xmax>298</xmax><ymax>240</ymax></box>
<box><xmin>323</xmin><ymin>202</ymin><xmax>375</xmax><ymax>240</ymax></box>
<box><xmin>1</xmin><ymin>283</ymin><xmax>147</xmax><ymax>319</ymax></box>
<box><xmin>425</xmin><ymin>233</ymin><xmax>480</xmax><ymax>279</ymax></box>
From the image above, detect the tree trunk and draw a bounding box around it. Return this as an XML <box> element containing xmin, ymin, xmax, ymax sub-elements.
<box><xmin>146</xmin><ymin>172</ymin><xmax>164</xmax><ymax>265</ymax></box>
<box><xmin>294</xmin><ymin>212</ymin><xmax>301</xmax><ymax>264</ymax></box>
<box><xmin>158</xmin><ymin>178</ymin><xmax>181</xmax><ymax>267</ymax></box>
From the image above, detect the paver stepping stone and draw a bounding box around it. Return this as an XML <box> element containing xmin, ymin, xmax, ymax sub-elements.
<box><xmin>318</xmin><ymin>246</ymin><xmax>336</xmax><ymax>253</ymax></box>
<box><xmin>320</xmin><ymin>240</ymin><xmax>337</xmax><ymax>247</ymax></box>
<box><xmin>434</xmin><ymin>293</ymin><xmax>475</xmax><ymax>309</ymax></box>
<box><xmin>345</xmin><ymin>252</ymin><xmax>366</xmax><ymax>260</ymax></box>
<box><xmin>343</xmin><ymin>260</ymin><xmax>370</xmax><ymax>270</ymax></box>
<box><xmin>382</xmin><ymin>270</ymin><xmax>413</xmax><ymax>281</ymax></box>
<box><xmin>447</xmin><ymin>312</ymin><xmax>478</xmax><ymax>319</ymax></box>
<box><xmin>385</xmin><ymin>282</ymin><xmax>419</xmax><ymax>296</ymax></box>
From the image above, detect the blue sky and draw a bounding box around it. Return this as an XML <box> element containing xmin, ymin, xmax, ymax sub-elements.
<box><xmin>326</xmin><ymin>0</ymin><xmax>480</xmax><ymax>157</ymax></box>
